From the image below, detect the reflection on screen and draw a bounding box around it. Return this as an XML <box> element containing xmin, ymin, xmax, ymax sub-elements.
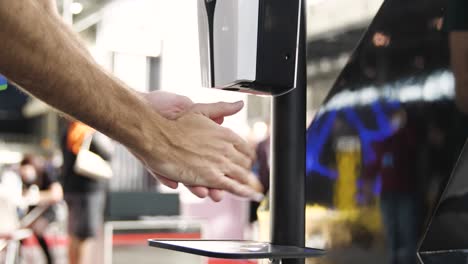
<box><xmin>304</xmin><ymin>0</ymin><xmax>468</xmax><ymax>262</ymax></box>
<box><xmin>0</xmin><ymin>75</ymin><xmax>7</xmax><ymax>91</ymax></box>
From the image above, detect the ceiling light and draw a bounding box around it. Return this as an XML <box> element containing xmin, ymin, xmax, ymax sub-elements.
<box><xmin>71</xmin><ymin>2</ymin><xmax>83</xmax><ymax>15</ymax></box>
<box><xmin>372</xmin><ymin>32</ymin><xmax>391</xmax><ymax>47</ymax></box>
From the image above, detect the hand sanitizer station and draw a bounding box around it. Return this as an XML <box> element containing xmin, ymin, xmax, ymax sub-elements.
<box><xmin>150</xmin><ymin>0</ymin><xmax>324</xmax><ymax>263</ymax></box>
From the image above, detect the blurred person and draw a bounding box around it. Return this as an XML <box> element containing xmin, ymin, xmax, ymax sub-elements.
<box><xmin>0</xmin><ymin>165</ymin><xmax>23</xmax><ymax>207</ymax></box>
<box><xmin>19</xmin><ymin>155</ymin><xmax>63</xmax><ymax>264</ymax></box>
<box><xmin>363</xmin><ymin>108</ymin><xmax>419</xmax><ymax>264</ymax></box>
<box><xmin>0</xmin><ymin>0</ymin><xmax>262</xmax><ymax>203</ymax></box>
<box><xmin>249</xmin><ymin>135</ymin><xmax>269</xmax><ymax>223</ymax></box>
<box><xmin>61</xmin><ymin>121</ymin><xmax>112</xmax><ymax>264</ymax></box>
<box><xmin>254</xmin><ymin>136</ymin><xmax>270</xmax><ymax>195</ymax></box>
<box><xmin>419</xmin><ymin>120</ymin><xmax>451</xmax><ymax>216</ymax></box>
<box><xmin>444</xmin><ymin>0</ymin><xmax>468</xmax><ymax>113</ymax></box>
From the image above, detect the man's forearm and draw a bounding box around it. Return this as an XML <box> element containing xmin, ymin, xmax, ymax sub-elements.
<box><xmin>0</xmin><ymin>1</ymin><xmax>263</xmax><ymax>201</ymax></box>
<box><xmin>37</xmin><ymin>0</ymin><xmax>60</xmax><ymax>15</ymax></box>
<box><xmin>37</xmin><ymin>0</ymin><xmax>94</xmax><ymax>59</ymax></box>
<box><xmin>0</xmin><ymin>0</ymin><xmax>168</xmax><ymax>155</ymax></box>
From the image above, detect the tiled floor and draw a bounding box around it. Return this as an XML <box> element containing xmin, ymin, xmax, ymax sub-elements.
<box><xmin>1</xmin><ymin>225</ymin><xmax>384</xmax><ymax>264</ymax></box>
<box><xmin>2</xmin><ymin>242</ymin><xmax>386</xmax><ymax>264</ymax></box>
<box><xmin>2</xmin><ymin>244</ymin><xmax>259</xmax><ymax>264</ymax></box>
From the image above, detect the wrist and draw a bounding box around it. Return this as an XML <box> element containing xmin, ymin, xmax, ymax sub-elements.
<box><xmin>124</xmin><ymin>91</ymin><xmax>176</xmax><ymax>162</ymax></box>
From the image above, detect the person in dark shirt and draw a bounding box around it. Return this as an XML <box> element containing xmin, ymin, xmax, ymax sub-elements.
<box><xmin>61</xmin><ymin>121</ymin><xmax>113</xmax><ymax>264</ymax></box>
<box><xmin>19</xmin><ymin>155</ymin><xmax>63</xmax><ymax>264</ymax></box>
<box><xmin>364</xmin><ymin>108</ymin><xmax>419</xmax><ymax>264</ymax></box>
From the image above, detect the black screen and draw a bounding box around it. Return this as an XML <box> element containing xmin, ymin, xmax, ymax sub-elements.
<box><xmin>304</xmin><ymin>0</ymin><xmax>468</xmax><ymax>263</ymax></box>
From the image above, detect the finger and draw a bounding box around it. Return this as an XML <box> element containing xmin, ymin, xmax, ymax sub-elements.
<box><xmin>218</xmin><ymin>177</ymin><xmax>264</xmax><ymax>202</ymax></box>
<box><xmin>234</xmin><ymin>141</ymin><xmax>256</xmax><ymax>161</ymax></box>
<box><xmin>213</xmin><ymin>117</ymin><xmax>224</xmax><ymax>125</ymax></box>
<box><xmin>187</xmin><ymin>186</ymin><xmax>224</xmax><ymax>201</ymax></box>
<box><xmin>224</xmin><ymin>163</ymin><xmax>264</xmax><ymax>192</ymax></box>
<box><xmin>187</xmin><ymin>186</ymin><xmax>209</xmax><ymax>198</ymax></box>
<box><xmin>223</xmin><ymin>130</ymin><xmax>256</xmax><ymax>160</ymax></box>
<box><xmin>225</xmin><ymin>145</ymin><xmax>252</xmax><ymax>169</ymax></box>
<box><xmin>155</xmin><ymin>174</ymin><xmax>179</xmax><ymax>189</ymax></box>
<box><xmin>208</xmin><ymin>189</ymin><xmax>224</xmax><ymax>202</ymax></box>
<box><xmin>143</xmin><ymin>91</ymin><xmax>193</xmax><ymax>120</ymax></box>
<box><xmin>192</xmin><ymin>101</ymin><xmax>244</xmax><ymax>121</ymax></box>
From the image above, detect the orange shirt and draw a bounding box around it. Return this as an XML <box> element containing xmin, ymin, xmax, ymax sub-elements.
<box><xmin>66</xmin><ymin>122</ymin><xmax>94</xmax><ymax>155</ymax></box>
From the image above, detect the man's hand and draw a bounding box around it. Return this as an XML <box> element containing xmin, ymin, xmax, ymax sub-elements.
<box><xmin>140</xmin><ymin>91</ymin><xmax>263</xmax><ymax>202</ymax></box>
<box><xmin>0</xmin><ymin>1</ymin><xmax>262</xmax><ymax>203</ymax></box>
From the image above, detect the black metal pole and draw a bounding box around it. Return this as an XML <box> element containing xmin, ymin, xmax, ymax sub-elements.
<box><xmin>270</xmin><ymin>1</ymin><xmax>306</xmax><ymax>264</ymax></box>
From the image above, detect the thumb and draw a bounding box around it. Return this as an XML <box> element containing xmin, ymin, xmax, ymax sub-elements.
<box><xmin>192</xmin><ymin>101</ymin><xmax>244</xmax><ymax>121</ymax></box>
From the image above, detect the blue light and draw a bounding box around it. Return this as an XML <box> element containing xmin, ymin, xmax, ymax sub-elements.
<box><xmin>306</xmin><ymin>100</ymin><xmax>400</xmax><ymax>179</ymax></box>
<box><xmin>0</xmin><ymin>75</ymin><xmax>7</xmax><ymax>91</ymax></box>
<box><xmin>306</xmin><ymin>110</ymin><xmax>339</xmax><ymax>179</ymax></box>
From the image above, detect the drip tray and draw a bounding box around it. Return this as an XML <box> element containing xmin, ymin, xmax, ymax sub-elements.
<box><xmin>148</xmin><ymin>239</ymin><xmax>325</xmax><ymax>259</ymax></box>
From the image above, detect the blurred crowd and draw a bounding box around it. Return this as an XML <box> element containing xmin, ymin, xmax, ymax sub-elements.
<box><xmin>0</xmin><ymin>120</ymin><xmax>272</xmax><ymax>264</ymax></box>
<box><xmin>0</xmin><ymin>121</ymin><xmax>112</xmax><ymax>264</ymax></box>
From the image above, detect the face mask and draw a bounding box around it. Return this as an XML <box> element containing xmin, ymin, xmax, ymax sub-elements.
<box><xmin>391</xmin><ymin>116</ymin><xmax>401</xmax><ymax>130</ymax></box>
<box><xmin>390</xmin><ymin>114</ymin><xmax>406</xmax><ymax>131</ymax></box>
<box><xmin>21</xmin><ymin>165</ymin><xmax>37</xmax><ymax>184</ymax></box>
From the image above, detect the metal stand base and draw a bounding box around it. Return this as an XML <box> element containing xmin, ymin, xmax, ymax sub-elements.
<box><xmin>148</xmin><ymin>240</ymin><xmax>324</xmax><ymax>260</ymax></box>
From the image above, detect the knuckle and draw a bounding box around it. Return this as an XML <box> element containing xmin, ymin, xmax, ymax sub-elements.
<box><xmin>216</xmin><ymin>178</ymin><xmax>230</xmax><ymax>190</ymax></box>
<box><xmin>221</xmin><ymin>162</ymin><xmax>233</xmax><ymax>175</ymax></box>
<box><xmin>237</xmin><ymin>169</ymin><xmax>250</xmax><ymax>183</ymax></box>
<box><xmin>222</xmin><ymin>128</ymin><xmax>237</xmax><ymax>140</ymax></box>
<box><xmin>206</xmin><ymin>167</ymin><xmax>220</xmax><ymax>178</ymax></box>
<box><xmin>221</xmin><ymin>144</ymin><xmax>231</xmax><ymax>156</ymax></box>
<box><xmin>212</xmin><ymin>154</ymin><xmax>226</xmax><ymax>166</ymax></box>
<box><xmin>242</xmin><ymin>156</ymin><xmax>253</xmax><ymax>168</ymax></box>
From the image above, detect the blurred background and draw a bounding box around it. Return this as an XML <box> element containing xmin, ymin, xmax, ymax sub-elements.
<box><xmin>0</xmin><ymin>0</ymin><xmax>464</xmax><ymax>263</ymax></box>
